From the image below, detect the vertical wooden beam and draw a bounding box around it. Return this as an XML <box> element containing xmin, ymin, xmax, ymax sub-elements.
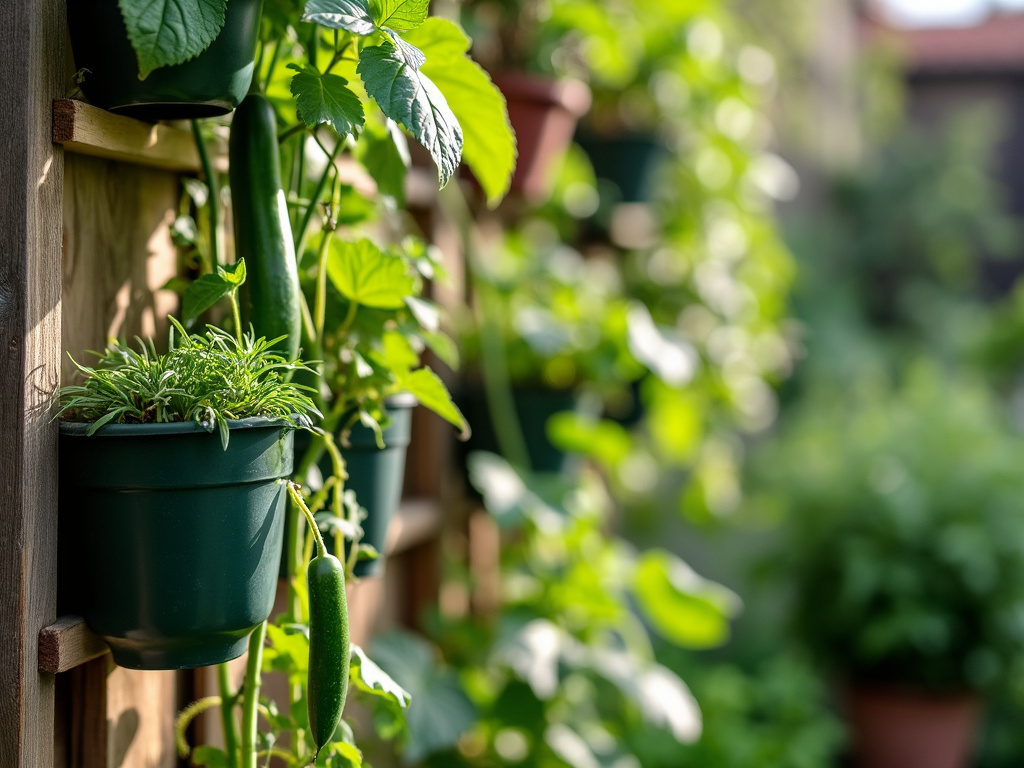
<box><xmin>0</xmin><ymin>0</ymin><xmax>66</xmax><ymax>766</ymax></box>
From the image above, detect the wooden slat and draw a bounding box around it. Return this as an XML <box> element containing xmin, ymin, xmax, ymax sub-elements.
<box><xmin>38</xmin><ymin>616</ymin><xmax>109</xmax><ymax>675</ymax></box>
<box><xmin>0</xmin><ymin>2</ymin><xmax>66</xmax><ymax>767</ymax></box>
<box><xmin>386</xmin><ymin>497</ymin><xmax>443</xmax><ymax>555</ymax></box>
<box><xmin>52</xmin><ymin>98</ymin><xmax>220</xmax><ymax>173</ymax></box>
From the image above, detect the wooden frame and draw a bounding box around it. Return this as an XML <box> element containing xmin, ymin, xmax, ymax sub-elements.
<box><xmin>0</xmin><ymin>1</ymin><xmax>67</xmax><ymax>767</ymax></box>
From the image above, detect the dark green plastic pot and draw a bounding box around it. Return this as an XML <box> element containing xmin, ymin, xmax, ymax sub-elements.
<box><xmin>292</xmin><ymin>395</ymin><xmax>415</xmax><ymax>577</ymax></box>
<box><xmin>575</xmin><ymin>133</ymin><xmax>667</xmax><ymax>203</ymax></box>
<box><xmin>460</xmin><ymin>386</ymin><xmax>580</xmax><ymax>475</ymax></box>
<box><xmin>67</xmin><ymin>0</ymin><xmax>263</xmax><ymax>120</ymax></box>
<box><xmin>59</xmin><ymin>418</ymin><xmax>293</xmax><ymax>670</ymax></box>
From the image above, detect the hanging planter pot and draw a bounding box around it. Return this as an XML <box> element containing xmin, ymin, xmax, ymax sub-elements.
<box><xmin>844</xmin><ymin>684</ymin><xmax>982</xmax><ymax>768</ymax></box>
<box><xmin>575</xmin><ymin>133</ymin><xmax>668</xmax><ymax>204</ymax></box>
<box><xmin>59</xmin><ymin>418</ymin><xmax>292</xmax><ymax>670</ymax></box>
<box><xmin>67</xmin><ymin>0</ymin><xmax>263</xmax><ymax>121</ymax></box>
<box><xmin>460</xmin><ymin>385</ymin><xmax>581</xmax><ymax>475</ymax></box>
<box><xmin>342</xmin><ymin>394</ymin><xmax>416</xmax><ymax>577</ymax></box>
<box><xmin>293</xmin><ymin>395</ymin><xmax>416</xmax><ymax>578</ymax></box>
<box><xmin>491</xmin><ymin>73</ymin><xmax>591</xmax><ymax>204</ymax></box>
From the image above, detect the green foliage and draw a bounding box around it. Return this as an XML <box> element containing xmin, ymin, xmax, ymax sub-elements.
<box><xmin>289</xmin><ymin>64</ymin><xmax>366</xmax><ymax>135</ymax></box>
<box><xmin>404</xmin><ymin>19</ymin><xmax>516</xmax><ymax>205</ymax></box>
<box><xmin>387</xmin><ymin>453</ymin><xmax>737</xmax><ymax>766</ymax></box>
<box><xmin>752</xmin><ymin>364</ymin><xmax>1024</xmax><ymax>690</ymax></box>
<box><xmin>118</xmin><ymin>0</ymin><xmax>225</xmax><ymax>78</ymax></box>
<box><xmin>58</xmin><ymin>319</ymin><xmax>320</xmax><ymax>449</ymax></box>
<box><xmin>181</xmin><ymin>260</ymin><xmax>246</xmax><ymax>326</ymax></box>
<box><xmin>655</xmin><ymin>654</ymin><xmax>846</xmax><ymax>768</ymax></box>
<box><xmin>357</xmin><ymin>39</ymin><xmax>463</xmax><ymax>187</ymax></box>
<box><xmin>311</xmin><ymin>235</ymin><xmax>467</xmax><ymax>438</ymax></box>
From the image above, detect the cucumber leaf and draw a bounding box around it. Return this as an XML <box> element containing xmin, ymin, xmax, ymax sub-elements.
<box><xmin>369</xmin><ymin>0</ymin><xmax>429</xmax><ymax>31</ymax></box>
<box><xmin>632</xmin><ymin>549</ymin><xmax>741</xmax><ymax>649</ymax></box>
<box><xmin>403</xmin><ymin>19</ymin><xmax>515</xmax><ymax>206</ymax></box>
<box><xmin>288</xmin><ymin>64</ymin><xmax>366</xmax><ymax>137</ymax></box>
<box><xmin>118</xmin><ymin>0</ymin><xmax>226</xmax><ymax>79</ymax></box>
<box><xmin>349</xmin><ymin>645</ymin><xmax>412</xmax><ymax>707</ymax></box>
<box><xmin>327</xmin><ymin>238</ymin><xmax>415</xmax><ymax>309</ymax></box>
<box><xmin>395</xmin><ymin>367</ymin><xmax>468</xmax><ymax>436</ymax></box>
<box><xmin>355</xmin><ymin>118</ymin><xmax>409</xmax><ymax>204</ymax></box>
<box><xmin>181</xmin><ymin>261</ymin><xmax>246</xmax><ymax>326</ymax></box>
<box><xmin>302</xmin><ymin>0</ymin><xmax>376</xmax><ymax>35</ymax></box>
<box><xmin>357</xmin><ymin>40</ymin><xmax>463</xmax><ymax>187</ymax></box>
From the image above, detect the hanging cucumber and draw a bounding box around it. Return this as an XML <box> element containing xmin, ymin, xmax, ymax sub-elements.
<box><xmin>288</xmin><ymin>483</ymin><xmax>350</xmax><ymax>760</ymax></box>
<box><xmin>229</xmin><ymin>93</ymin><xmax>301</xmax><ymax>360</ymax></box>
<box><xmin>307</xmin><ymin>552</ymin><xmax>350</xmax><ymax>757</ymax></box>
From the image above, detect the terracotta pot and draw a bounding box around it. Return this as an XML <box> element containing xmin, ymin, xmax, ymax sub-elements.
<box><xmin>491</xmin><ymin>73</ymin><xmax>591</xmax><ymax>203</ymax></box>
<box><xmin>845</xmin><ymin>684</ymin><xmax>982</xmax><ymax>768</ymax></box>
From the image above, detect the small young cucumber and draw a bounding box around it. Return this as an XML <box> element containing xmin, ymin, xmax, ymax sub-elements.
<box><xmin>307</xmin><ymin>552</ymin><xmax>350</xmax><ymax>757</ymax></box>
<box><xmin>228</xmin><ymin>93</ymin><xmax>301</xmax><ymax>360</ymax></box>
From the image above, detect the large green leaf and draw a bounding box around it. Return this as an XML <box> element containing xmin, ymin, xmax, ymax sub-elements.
<box><xmin>326</xmin><ymin>238</ymin><xmax>415</xmax><ymax>309</ymax></box>
<box><xmin>370</xmin><ymin>631</ymin><xmax>477</xmax><ymax>761</ymax></box>
<box><xmin>355</xmin><ymin>118</ymin><xmax>409</xmax><ymax>203</ymax></box>
<box><xmin>357</xmin><ymin>40</ymin><xmax>463</xmax><ymax>187</ymax></box>
<box><xmin>403</xmin><ymin>19</ymin><xmax>515</xmax><ymax>206</ymax></box>
<box><xmin>395</xmin><ymin>367</ymin><xmax>468</xmax><ymax>435</ymax></box>
<box><xmin>289</xmin><ymin>64</ymin><xmax>365</xmax><ymax>137</ymax></box>
<box><xmin>119</xmin><ymin>0</ymin><xmax>226</xmax><ymax>78</ymax></box>
<box><xmin>349</xmin><ymin>645</ymin><xmax>412</xmax><ymax>707</ymax></box>
<box><xmin>302</xmin><ymin>0</ymin><xmax>375</xmax><ymax>35</ymax></box>
<box><xmin>632</xmin><ymin>549</ymin><xmax>741</xmax><ymax>649</ymax></box>
<box><xmin>369</xmin><ymin>0</ymin><xmax>428</xmax><ymax>31</ymax></box>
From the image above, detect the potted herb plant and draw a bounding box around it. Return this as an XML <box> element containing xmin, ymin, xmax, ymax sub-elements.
<box><xmin>68</xmin><ymin>0</ymin><xmax>264</xmax><ymax>119</ymax></box>
<box><xmin>752</xmin><ymin>365</ymin><xmax>1024</xmax><ymax>768</ymax></box>
<box><xmin>57</xmin><ymin>266</ymin><xmax>321</xmax><ymax>670</ymax></box>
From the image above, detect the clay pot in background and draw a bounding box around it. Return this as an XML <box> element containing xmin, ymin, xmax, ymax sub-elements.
<box><xmin>845</xmin><ymin>685</ymin><xmax>982</xmax><ymax>768</ymax></box>
<box><xmin>491</xmin><ymin>73</ymin><xmax>591</xmax><ymax>204</ymax></box>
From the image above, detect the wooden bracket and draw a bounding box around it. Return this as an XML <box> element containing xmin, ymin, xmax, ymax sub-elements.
<box><xmin>38</xmin><ymin>616</ymin><xmax>109</xmax><ymax>675</ymax></box>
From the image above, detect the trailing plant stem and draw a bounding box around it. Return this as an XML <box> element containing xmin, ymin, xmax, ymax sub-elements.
<box><xmin>190</xmin><ymin>120</ymin><xmax>220</xmax><ymax>270</ymax></box>
<box><xmin>290</xmin><ymin>482</ymin><xmax>327</xmax><ymax>559</ymax></box>
<box><xmin>217</xmin><ymin>664</ymin><xmax>240</xmax><ymax>768</ymax></box>
<box><xmin>240</xmin><ymin>621</ymin><xmax>268</xmax><ymax>768</ymax></box>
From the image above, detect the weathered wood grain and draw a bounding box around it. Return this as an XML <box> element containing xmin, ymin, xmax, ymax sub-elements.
<box><xmin>38</xmin><ymin>616</ymin><xmax>108</xmax><ymax>675</ymax></box>
<box><xmin>52</xmin><ymin>99</ymin><xmax>225</xmax><ymax>173</ymax></box>
<box><xmin>0</xmin><ymin>1</ymin><xmax>67</xmax><ymax>767</ymax></box>
<box><xmin>61</xmin><ymin>153</ymin><xmax>180</xmax><ymax>381</ymax></box>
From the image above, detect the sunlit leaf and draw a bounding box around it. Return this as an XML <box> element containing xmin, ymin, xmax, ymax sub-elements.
<box><xmin>350</xmin><ymin>645</ymin><xmax>412</xmax><ymax>707</ymax></box>
<box><xmin>119</xmin><ymin>0</ymin><xmax>226</xmax><ymax>78</ymax></box>
<box><xmin>403</xmin><ymin>18</ymin><xmax>515</xmax><ymax>206</ymax></box>
<box><xmin>369</xmin><ymin>0</ymin><xmax>428</xmax><ymax>31</ymax></box>
<box><xmin>357</xmin><ymin>40</ymin><xmax>463</xmax><ymax>187</ymax></box>
<box><xmin>289</xmin><ymin>64</ymin><xmax>365</xmax><ymax>137</ymax></box>
<box><xmin>327</xmin><ymin>238</ymin><xmax>415</xmax><ymax>309</ymax></box>
<box><xmin>302</xmin><ymin>0</ymin><xmax>375</xmax><ymax>35</ymax></box>
<box><xmin>633</xmin><ymin>549</ymin><xmax>740</xmax><ymax>649</ymax></box>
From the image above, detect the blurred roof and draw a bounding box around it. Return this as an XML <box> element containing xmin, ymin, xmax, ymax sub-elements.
<box><xmin>861</xmin><ymin>5</ymin><xmax>1024</xmax><ymax>74</ymax></box>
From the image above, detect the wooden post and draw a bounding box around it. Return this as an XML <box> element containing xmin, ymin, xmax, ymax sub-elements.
<box><xmin>0</xmin><ymin>1</ymin><xmax>67</xmax><ymax>766</ymax></box>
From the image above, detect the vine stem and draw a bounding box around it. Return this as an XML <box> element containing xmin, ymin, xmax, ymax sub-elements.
<box><xmin>217</xmin><ymin>664</ymin><xmax>240</xmax><ymax>768</ymax></box>
<box><xmin>240</xmin><ymin>620</ymin><xmax>268</xmax><ymax>768</ymax></box>
<box><xmin>190</xmin><ymin>120</ymin><xmax>221</xmax><ymax>270</ymax></box>
<box><xmin>290</xmin><ymin>481</ymin><xmax>327</xmax><ymax>559</ymax></box>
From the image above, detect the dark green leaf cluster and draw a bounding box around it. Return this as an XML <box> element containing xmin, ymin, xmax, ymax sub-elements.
<box><xmin>752</xmin><ymin>363</ymin><xmax>1024</xmax><ymax>690</ymax></box>
<box><xmin>58</xmin><ymin>320</ymin><xmax>321</xmax><ymax>449</ymax></box>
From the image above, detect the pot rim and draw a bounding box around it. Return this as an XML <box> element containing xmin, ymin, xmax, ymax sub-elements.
<box><xmin>58</xmin><ymin>415</ymin><xmax>301</xmax><ymax>437</ymax></box>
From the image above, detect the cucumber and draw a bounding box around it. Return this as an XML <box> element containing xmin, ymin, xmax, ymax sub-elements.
<box><xmin>228</xmin><ymin>93</ymin><xmax>301</xmax><ymax>360</ymax></box>
<box><xmin>307</xmin><ymin>553</ymin><xmax>350</xmax><ymax>758</ymax></box>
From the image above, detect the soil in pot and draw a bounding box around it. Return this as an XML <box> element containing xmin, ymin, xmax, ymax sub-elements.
<box><xmin>844</xmin><ymin>684</ymin><xmax>982</xmax><ymax>768</ymax></box>
<box><xmin>67</xmin><ymin>0</ymin><xmax>263</xmax><ymax>120</ymax></box>
<box><xmin>58</xmin><ymin>418</ymin><xmax>292</xmax><ymax>670</ymax></box>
